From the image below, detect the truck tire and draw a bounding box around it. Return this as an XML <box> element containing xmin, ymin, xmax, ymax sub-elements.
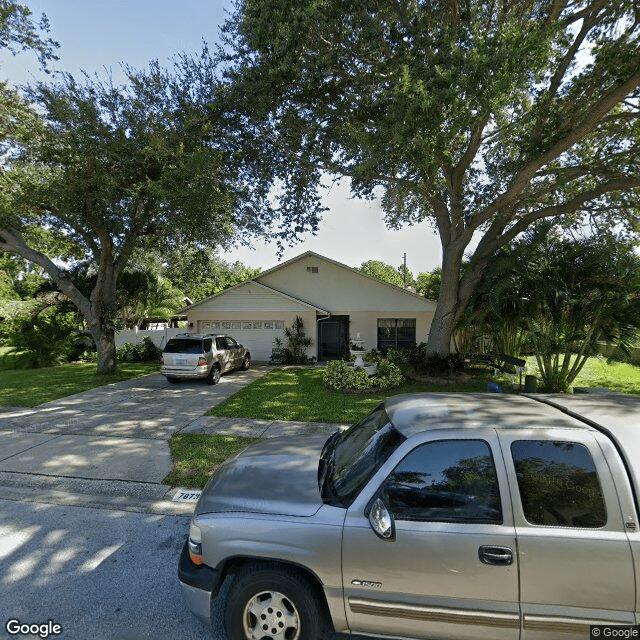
<box><xmin>240</xmin><ymin>354</ymin><xmax>251</xmax><ymax>371</ymax></box>
<box><xmin>224</xmin><ymin>564</ymin><xmax>326</xmax><ymax>640</ymax></box>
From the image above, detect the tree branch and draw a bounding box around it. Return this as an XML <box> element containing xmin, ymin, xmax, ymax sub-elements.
<box><xmin>0</xmin><ymin>226</ymin><xmax>92</xmax><ymax>318</ymax></box>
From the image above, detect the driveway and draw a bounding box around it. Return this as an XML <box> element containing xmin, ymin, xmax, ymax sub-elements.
<box><xmin>0</xmin><ymin>366</ymin><xmax>272</xmax><ymax>512</ymax></box>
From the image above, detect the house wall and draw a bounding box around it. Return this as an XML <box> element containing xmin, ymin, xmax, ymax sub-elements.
<box><xmin>258</xmin><ymin>254</ymin><xmax>437</xmax><ymax>313</ymax></box>
<box><xmin>258</xmin><ymin>254</ymin><xmax>436</xmax><ymax>351</ymax></box>
<box><xmin>348</xmin><ymin>311</ymin><xmax>433</xmax><ymax>352</ymax></box>
<box><xmin>185</xmin><ymin>282</ymin><xmax>318</xmax><ymax>361</ymax></box>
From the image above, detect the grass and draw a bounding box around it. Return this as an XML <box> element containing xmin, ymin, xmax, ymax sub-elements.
<box><xmin>0</xmin><ymin>361</ymin><xmax>160</xmax><ymax>407</ymax></box>
<box><xmin>206</xmin><ymin>366</ymin><xmax>501</xmax><ymax>425</ymax></box>
<box><xmin>164</xmin><ymin>434</ymin><xmax>262</xmax><ymax>488</ymax></box>
<box><xmin>526</xmin><ymin>355</ymin><xmax>640</xmax><ymax>395</ymax></box>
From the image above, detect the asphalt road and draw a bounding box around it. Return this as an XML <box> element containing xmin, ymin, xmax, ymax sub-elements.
<box><xmin>0</xmin><ymin>499</ymin><xmax>222</xmax><ymax>640</ymax></box>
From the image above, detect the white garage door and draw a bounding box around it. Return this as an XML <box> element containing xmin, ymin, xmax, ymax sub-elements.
<box><xmin>198</xmin><ymin>321</ymin><xmax>285</xmax><ymax>362</ymax></box>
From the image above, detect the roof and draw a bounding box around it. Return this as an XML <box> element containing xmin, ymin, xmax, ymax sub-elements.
<box><xmin>176</xmin><ymin>279</ymin><xmax>330</xmax><ymax>314</ymax></box>
<box><xmin>257</xmin><ymin>251</ymin><xmax>436</xmax><ymax>304</ymax></box>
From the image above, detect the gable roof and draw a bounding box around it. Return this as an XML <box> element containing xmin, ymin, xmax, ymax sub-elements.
<box><xmin>256</xmin><ymin>251</ymin><xmax>435</xmax><ymax>303</ymax></box>
<box><xmin>177</xmin><ymin>279</ymin><xmax>330</xmax><ymax>314</ymax></box>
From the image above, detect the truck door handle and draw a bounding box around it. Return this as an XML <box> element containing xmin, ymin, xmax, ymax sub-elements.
<box><xmin>478</xmin><ymin>545</ymin><xmax>513</xmax><ymax>566</ymax></box>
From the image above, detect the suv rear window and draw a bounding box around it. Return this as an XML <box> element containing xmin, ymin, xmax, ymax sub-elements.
<box><xmin>164</xmin><ymin>339</ymin><xmax>203</xmax><ymax>354</ymax></box>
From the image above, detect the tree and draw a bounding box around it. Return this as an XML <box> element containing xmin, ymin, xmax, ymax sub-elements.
<box><xmin>135</xmin><ymin>246</ymin><xmax>261</xmax><ymax>302</ymax></box>
<box><xmin>0</xmin><ymin>60</ymin><xmax>297</xmax><ymax>373</ymax></box>
<box><xmin>0</xmin><ymin>0</ymin><xmax>59</xmax><ymax>69</ymax></box>
<box><xmin>221</xmin><ymin>0</ymin><xmax>640</xmax><ymax>354</ymax></box>
<box><xmin>359</xmin><ymin>260</ymin><xmax>404</xmax><ymax>288</ymax></box>
<box><xmin>471</xmin><ymin>225</ymin><xmax>640</xmax><ymax>391</ymax></box>
<box><xmin>416</xmin><ymin>268</ymin><xmax>442</xmax><ymax>300</ymax></box>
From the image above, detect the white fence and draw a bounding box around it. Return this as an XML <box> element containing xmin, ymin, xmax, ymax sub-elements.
<box><xmin>115</xmin><ymin>327</ymin><xmax>184</xmax><ymax>349</ymax></box>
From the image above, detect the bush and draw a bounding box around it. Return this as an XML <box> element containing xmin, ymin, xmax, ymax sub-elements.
<box><xmin>270</xmin><ymin>317</ymin><xmax>313</xmax><ymax>365</ymax></box>
<box><xmin>117</xmin><ymin>337</ymin><xmax>162</xmax><ymax>363</ymax></box>
<box><xmin>4</xmin><ymin>311</ymin><xmax>81</xmax><ymax>369</ymax></box>
<box><xmin>323</xmin><ymin>359</ymin><xmax>404</xmax><ymax>391</ymax></box>
<box><xmin>416</xmin><ymin>353</ymin><xmax>467</xmax><ymax>376</ymax></box>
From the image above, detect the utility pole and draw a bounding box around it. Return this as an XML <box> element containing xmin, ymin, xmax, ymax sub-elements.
<box><xmin>402</xmin><ymin>253</ymin><xmax>407</xmax><ymax>287</ymax></box>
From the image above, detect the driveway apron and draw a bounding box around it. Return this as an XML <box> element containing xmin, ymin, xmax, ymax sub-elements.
<box><xmin>0</xmin><ymin>367</ymin><xmax>271</xmax><ymax>512</ymax></box>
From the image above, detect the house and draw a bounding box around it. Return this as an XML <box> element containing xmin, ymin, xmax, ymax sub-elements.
<box><xmin>182</xmin><ymin>251</ymin><xmax>437</xmax><ymax>361</ymax></box>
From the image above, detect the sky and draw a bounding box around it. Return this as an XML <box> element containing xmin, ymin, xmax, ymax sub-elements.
<box><xmin>1</xmin><ymin>0</ymin><xmax>445</xmax><ymax>276</ymax></box>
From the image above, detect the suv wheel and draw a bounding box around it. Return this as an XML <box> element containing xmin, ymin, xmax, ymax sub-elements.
<box><xmin>240</xmin><ymin>354</ymin><xmax>251</xmax><ymax>371</ymax></box>
<box><xmin>224</xmin><ymin>564</ymin><xmax>326</xmax><ymax>640</ymax></box>
<box><xmin>206</xmin><ymin>365</ymin><xmax>221</xmax><ymax>385</ymax></box>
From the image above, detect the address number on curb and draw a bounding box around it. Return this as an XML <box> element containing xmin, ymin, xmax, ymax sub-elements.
<box><xmin>172</xmin><ymin>489</ymin><xmax>202</xmax><ymax>503</ymax></box>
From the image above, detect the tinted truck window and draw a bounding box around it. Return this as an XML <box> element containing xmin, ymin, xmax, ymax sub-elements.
<box><xmin>383</xmin><ymin>440</ymin><xmax>502</xmax><ymax>524</ymax></box>
<box><xmin>511</xmin><ymin>440</ymin><xmax>607</xmax><ymax>528</ymax></box>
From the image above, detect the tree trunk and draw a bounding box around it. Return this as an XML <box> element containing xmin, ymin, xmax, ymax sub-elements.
<box><xmin>426</xmin><ymin>245</ymin><xmax>465</xmax><ymax>355</ymax></box>
<box><xmin>92</xmin><ymin>325</ymin><xmax>117</xmax><ymax>374</ymax></box>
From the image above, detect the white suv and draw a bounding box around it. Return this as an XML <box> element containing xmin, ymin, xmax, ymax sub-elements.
<box><xmin>161</xmin><ymin>334</ymin><xmax>250</xmax><ymax>384</ymax></box>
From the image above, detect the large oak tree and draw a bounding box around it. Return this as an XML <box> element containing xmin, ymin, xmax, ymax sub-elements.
<box><xmin>221</xmin><ymin>0</ymin><xmax>640</xmax><ymax>354</ymax></box>
<box><xmin>1</xmin><ymin>59</ymin><xmax>315</xmax><ymax>372</ymax></box>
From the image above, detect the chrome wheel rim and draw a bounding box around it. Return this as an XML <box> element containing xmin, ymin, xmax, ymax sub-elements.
<box><xmin>242</xmin><ymin>590</ymin><xmax>300</xmax><ymax>640</ymax></box>
<box><xmin>212</xmin><ymin>368</ymin><xmax>220</xmax><ymax>383</ymax></box>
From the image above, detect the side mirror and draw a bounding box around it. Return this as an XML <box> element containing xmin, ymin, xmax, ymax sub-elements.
<box><xmin>368</xmin><ymin>497</ymin><xmax>395</xmax><ymax>540</ymax></box>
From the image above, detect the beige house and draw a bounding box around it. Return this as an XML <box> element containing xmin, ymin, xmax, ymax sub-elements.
<box><xmin>183</xmin><ymin>251</ymin><xmax>437</xmax><ymax>361</ymax></box>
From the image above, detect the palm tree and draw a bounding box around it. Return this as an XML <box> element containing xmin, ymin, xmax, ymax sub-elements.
<box><xmin>469</xmin><ymin>225</ymin><xmax>640</xmax><ymax>392</ymax></box>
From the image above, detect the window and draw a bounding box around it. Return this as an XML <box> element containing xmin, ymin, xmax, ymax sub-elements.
<box><xmin>203</xmin><ymin>338</ymin><xmax>212</xmax><ymax>352</ymax></box>
<box><xmin>263</xmin><ymin>321</ymin><xmax>274</xmax><ymax>329</ymax></box>
<box><xmin>383</xmin><ymin>440</ymin><xmax>503</xmax><ymax>524</ymax></box>
<box><xmin>242</xmin><ymin>322</ymin><xmax>252</xmax><ymax>330</ymax></box>
<box><xmin>306</xmin><ymin>266</ymin><xmax>319</xmax><ymax>273</ymax></box>
<box><xmin>377</xmin><ymin>319</ymin><xmax>416</xmax><ymax>351</ymax></box>
<box><xmin>224</xmin><ymin>337</ymin><xmax>239</xmax><ymax>349</ymax></box>
<box><xmin>329</xmin><ymin>404</ymin><xmax>406</xmax><ymax>507</ymax></box>
<box><xmin>252</xmin><ymin>321</ymin><xmax>263</xmax><ymax>329</ymax></box>
<box><xmin>511</xmin><ymin>440</ymin><xmax>606</xmax><ymax>528</ymax></box>
<box><xmin>274</xmin><ymin>321</ymin><xmax>285</xmax><ymax>329</ymax></box>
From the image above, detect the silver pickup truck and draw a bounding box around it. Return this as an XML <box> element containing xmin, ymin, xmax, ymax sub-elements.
<box><xmin>178</xmin><ymin>392</ymin><xmax>640</xmax><ymax>640</ymax></box>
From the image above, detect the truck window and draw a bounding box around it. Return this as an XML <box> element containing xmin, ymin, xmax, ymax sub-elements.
<box><xmin>511</xmin><ymin>440</ymin><xmax>607</xmax><ymax>528</ymax></box>
<box><xmin>383</xmin><ymin>440</ymin><xmax>502</xmax><ymax>524</ymax></box>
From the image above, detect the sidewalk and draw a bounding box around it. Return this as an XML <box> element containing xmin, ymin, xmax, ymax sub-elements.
<box><xmin>0</xmin><ymin>367</ymin><xmax>347</xmax><ymax>515</ymax></box>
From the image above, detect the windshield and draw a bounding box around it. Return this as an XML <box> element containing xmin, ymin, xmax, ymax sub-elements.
<box><xmin>325</xmin><ymin>404</ymin><xmax>406</xmax><ymax>507</ymax></box>
<box><xmin>163</xmin><ymin>339</ymin><xmax>203</xmax><ymax>354</ymax></box>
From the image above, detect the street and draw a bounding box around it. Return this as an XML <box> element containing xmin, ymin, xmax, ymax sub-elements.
<box><xmin>0</xmin><ymin>499</ymin><xmax>220</xmax><ymax>640</ymax></box>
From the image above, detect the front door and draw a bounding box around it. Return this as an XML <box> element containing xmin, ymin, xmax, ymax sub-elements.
<box><xmin>342</xmin><ymin>434</ymin><xmax>520</xmax><ymax>640</ymax></box>
<box><xmin>318</xmin><ymin>316</ymin><xmax>349</xmax><ymax>360</ymax></box>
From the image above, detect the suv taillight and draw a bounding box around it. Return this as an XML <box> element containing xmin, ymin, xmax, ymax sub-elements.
<box><xmin>197</xmin><ymin>356</ymin><xmax>207</xmax><ymax>366</ymax></box>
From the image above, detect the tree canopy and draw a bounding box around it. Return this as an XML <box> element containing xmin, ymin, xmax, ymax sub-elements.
<box><xmin>0</xmin><ymin>58</ymin><xmax>304</xmax><ymax>372</ymax></box>
<box><xmin>222</xmin><ymin>0</ymin><xmax>640</xmax><ymax>353</ymax></box>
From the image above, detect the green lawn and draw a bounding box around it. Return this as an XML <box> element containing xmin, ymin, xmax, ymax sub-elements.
<box><xmin>525</xmin><ymin>356</ymin><xmax>640</xmax><ymax>395</ymax></box>
<box><xmin>207</xmin><ymin>366</ymin><xmax>500</xmax><ymax>425</ymax></box>
<box><xmin>208</xmin><ymin>357</ymin><xmax>640</xmax><ymax>425</ymax></box>
<box><xmin>164</xmin><ymin>434</ymin><xmax>261</xmax><ymax>488</ymax></box>
<box><xmin>0</xmin><ymin>361</ymin><xmax>160</xmax><ymax>407</ymax></box>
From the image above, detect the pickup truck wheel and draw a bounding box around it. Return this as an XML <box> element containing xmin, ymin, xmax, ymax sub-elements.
<box><xmin>206</xmin><ymin>365</ymin><xmax>221</xmax><ymax>385</ymax></box>
<box><xmin>240</xmin><ymin>354</ymin><xmax>251</xmax><ymax>371</ymax></box>
<box><xmin>224</xmin><ymin>565</ymin><xmax>325</xmax><ymax>640</ymax></box>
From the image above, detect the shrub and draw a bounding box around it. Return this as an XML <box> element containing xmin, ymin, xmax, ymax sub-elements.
<box><xmin>270</xmin><ymin>317</ymin><xmax>313</xmax><ymax>364</ymax></box>
<box><xmin>117</xmin><ymin>337</ymin><xmax>162</xmax><ymax>363</ymax></box>
<box><xmin>323</xmin><ymin>359</ymin><xmax>404</xmax><ymax>391</ymax></box>
<box><xmin>416</xmin><ymin>353</ymin><xmax>467</xmax><ymax>376</ymax></box>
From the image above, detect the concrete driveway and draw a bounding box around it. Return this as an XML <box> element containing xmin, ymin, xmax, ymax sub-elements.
<box><xmin>0</xmin><ymin>366</ymin><xmax>272</xmax><ymax>512</ymax></box>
